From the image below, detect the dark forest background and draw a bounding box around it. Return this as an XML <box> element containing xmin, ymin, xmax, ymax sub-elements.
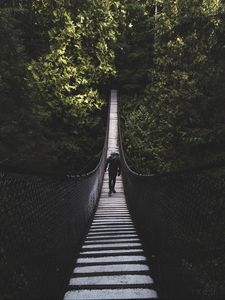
<box><xmin>1</xmin><ymin>0</ymin><xmax>225</xmax><ymax>175</ymax></box>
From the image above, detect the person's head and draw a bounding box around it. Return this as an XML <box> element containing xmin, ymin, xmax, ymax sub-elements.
<box><xmin>111</xmin><ymin>152</ymin><xmax>118</xmax><ymax>159</ymax></box>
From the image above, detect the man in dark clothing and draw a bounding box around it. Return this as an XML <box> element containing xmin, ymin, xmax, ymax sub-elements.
<box><xmin>105</xmin><ymin>152</ymin><xmax>121</xmax><ymax>196</ymax></box>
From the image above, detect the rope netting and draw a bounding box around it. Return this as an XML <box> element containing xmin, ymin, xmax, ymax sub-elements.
<box><xmin>0</xmin><ymin>107</ymin><xmax>109</xmax><ymax>299</ymax></box>
<box><xmin>119</xmin><ymin>109</ymin><xmax>225</xmax><ymax>299</ymax></box>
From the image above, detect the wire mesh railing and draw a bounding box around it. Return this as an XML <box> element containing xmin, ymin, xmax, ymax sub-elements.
<box><xmin>118</xmin><ymin>105</ymin><xmax>225</xmax><ymax>300</ymax></box>
<box><xmin>0</xmin><ymin>104</ymin><xmax>110</xmax><ymax>299</ymax></box>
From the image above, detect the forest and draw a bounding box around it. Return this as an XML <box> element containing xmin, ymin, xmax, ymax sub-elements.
<box><xmin>1</xmin><ymin>1</ymin><xmax>225</xmax><ymax>300</ymax></box>
<box><xmin>0</xmin><ymin>0</ymin><xmax>225</xmax><ymax>175</ymax></box>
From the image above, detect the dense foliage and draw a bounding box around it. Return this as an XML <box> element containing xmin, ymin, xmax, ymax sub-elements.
<box><xmin>1</xmin><ymin>0</ymin><xmax>225</xmax><ymax>175</ymax></box>
<box><xmin>0</xmin><ymin>0</ymin><xmax>120</xmax><ymax>173</ymax></box>
<box><xmin>114</xmin><ymin>0</ymin><xmax>154</xmax><ymax>94</ymax></box>
<box><xmin>120</xmin><ymin>0</ymin><xmax>225</xmax><ymax>174</ymax></box>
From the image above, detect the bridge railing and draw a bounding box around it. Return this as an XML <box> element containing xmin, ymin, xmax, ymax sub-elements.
<box><xmin>118</xmin><ymin>105</ymin><xmax>225</xmax><ymax>300</ymax></box>
<box><xmin>0</xmin><ymin>103</ymin><xmax>110</xmax><ymax>299</ymax></box>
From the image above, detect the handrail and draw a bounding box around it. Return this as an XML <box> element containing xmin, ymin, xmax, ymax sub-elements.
<box><xmin>118</xmin><ymin>103</ymin><xmax>225</xmax><ymax>177</ymax></box>
<box><xmin>0</xmin><ymin>100</ymin><xmax>110</xmax><ymax>179</ymax></box>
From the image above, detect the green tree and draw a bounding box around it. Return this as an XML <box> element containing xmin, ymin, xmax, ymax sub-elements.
<box><xmin>0</xmin><ymin>0</ymin><xmax>120</xmax><ymax>173</ymax></box>
<box><xmin>0</xmin><ymin>7</ymin><xmax>29</xmax><ymax>164</ymax></box>
<box><xmin>25</xmin><ymin>0</ymin><xmax>120</xmax><ymax>172</ymax></box>
<box><xmin>121</xmin><ymin>0</ymin><xmax>225</xmax><ymax>173</ymax></box>
<box><xmin>115</xmin><ymin>0</ymin><xmax>155</xmax><ymax>95</ymax></box>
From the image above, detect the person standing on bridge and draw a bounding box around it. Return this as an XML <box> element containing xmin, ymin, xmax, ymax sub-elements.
<box><xmin>105</xmin><ymin>152</ymin><xmax>121</xmax><ymax>196</ymax></box>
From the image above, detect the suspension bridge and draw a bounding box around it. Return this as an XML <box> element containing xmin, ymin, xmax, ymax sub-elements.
<box><xmin>0</xmin><ymin>90</ymin><xmax>224</xmax><ymax>300</ymax></box>
<box><xmin>63</xmin><ymin>90</ymin><xmax>158</xmax><ymax>299</ymax></box>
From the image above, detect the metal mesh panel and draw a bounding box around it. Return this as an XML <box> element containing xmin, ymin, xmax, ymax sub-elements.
<box><xmin>0</xmin><ymin>108</ymin><xmax>109</xmax><ymax>299</ymax></box>
<box><xmin>119</xmin><ymin>115</ymin><xmax>225</xmax><ymax>300</ymax></box>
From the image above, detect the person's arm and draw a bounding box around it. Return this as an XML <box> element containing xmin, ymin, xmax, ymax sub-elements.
<box><xmin>105</xmin><ymin>157</ymin><xmax>109</xmax><ymax>172</ymax></box>
<box><xmin>117</xmin><ymin>159</ymin><xmax>121</xmax><ymax>176</ymax></box>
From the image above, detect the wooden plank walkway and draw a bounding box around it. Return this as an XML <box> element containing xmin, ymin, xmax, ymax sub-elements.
<box><xmin>63</xmin><ymin>90</ymin><xmax>158</xmax><ymax>300</ymax></box>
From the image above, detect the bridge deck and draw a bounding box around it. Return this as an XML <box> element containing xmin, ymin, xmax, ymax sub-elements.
<box><xmin>63</xmin><ymin>90</ymin><xmax>158</xmax><ymax>299</ymax></box>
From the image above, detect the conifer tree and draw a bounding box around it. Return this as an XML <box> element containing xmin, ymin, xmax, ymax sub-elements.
<box><xmin>121</xmin><ymin>0</ymin><xmax>225</xmax><ymax>173</ymax></box>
